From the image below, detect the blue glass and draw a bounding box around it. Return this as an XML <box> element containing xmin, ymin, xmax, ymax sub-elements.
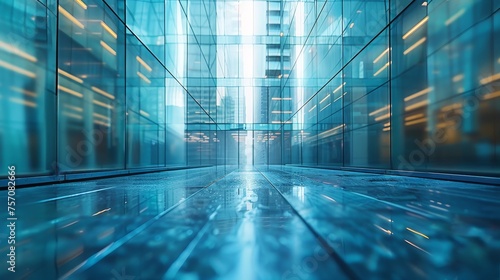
<box><xmin>125</xmin><ymin>28</ymin><xmax>167</xmax><ymax>168</ymax></box>
<box><xmin>0</xmin><ymin>0</ymin><xmax>56</xmax><ymax>176</ymax></box>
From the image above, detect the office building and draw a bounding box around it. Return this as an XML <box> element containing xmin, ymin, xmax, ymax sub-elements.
<box><xmin>0</xmin><ymin>0</ymin><xmax>499</xmax><ymax>279</ymax></box>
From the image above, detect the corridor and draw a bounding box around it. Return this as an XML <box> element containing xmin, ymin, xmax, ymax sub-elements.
<box><xmin>1</xmin><ymin>0</ymin><xmax>499</xmax><ymax>279</ymax></box>
<box><xmin>1</xmin><ymin>167</ymin><xmax>499</xmax><ymax>279</ymax></box>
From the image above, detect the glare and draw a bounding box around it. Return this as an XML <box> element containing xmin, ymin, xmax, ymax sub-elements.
<box><xmin>373</xmin><ymin>48</ymin><xmax>390</xmax><ymax>64</ymax></box>
<box><xmin>404</xmin><ymin>37</ymin><xmax>427</xmax><ymax>55</ymax></box>
<box><xmin>100</xmin><ymin>40</ymin><xmax>116</xmax><ymax>56</ymax></box>
<box><xmin>91</xmin><ymin>86</ymin><xmax>115</xmax><ymax>100</ymax></box>
<box><xmin>75</xmin><ymin>0</ymin><xmax>87</xmax><ymax>10</ymax></box>
<box><xmin>404</xmin><ymin>87</ymin><xmax>432</xmax><ymax>102</ymax></box>
<box><xmin>58</xmin><ymin>6</ymin><xmax>84</xmax><ymax>29</ymax></box>
<box><xmin>445</xmin><ymin>9</ymin><xmax>465</xmax><ymax>26</ymax></box>
<box><xmin>0</xmin><ymin>60</ymin><xmax>36</xmax><ymax>78</ymax></box>
<box><xmin>402</xmin><ymin>17</ymin><xmax>428</xmax><ymax>40</ymax></box>
<box><xmin>0</xmin><ymin>41</ymin><xmax>37</xmax><ymax>62</ymax></box>
<box><xmin>100</xmin><ymin>21</ymin><xmax>117</xmax><ymax>39</ymax></box>
<box><xmin>58</xmin><ymin>85</ymin><xmax>83</xmax><ymax>98</ymax></box>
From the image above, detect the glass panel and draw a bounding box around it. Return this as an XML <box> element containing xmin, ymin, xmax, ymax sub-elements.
<box><xmin>57</xmin><ymin>0</ymin><xmax>125</xmax><ymax>172</ymax></box>
<box><xmin>391</xmin><ymin>0</ymin><xmax>499</xmax><ymax>175</ymax></box>
<box><xmin>166</xmin><ymin>74</ymin><xmax>186</xmax><ymax>167</ymax></box>
<box><xmin>126</xmin><ymin>30</ymin><xmax>165</xmax><ymax>168</ymax></box>
<box><xmin>126</xmin><ymin>0</ymin><xmax>165</xmax><ymax>63</ymax></box>
<box><xmin>0</xmin><ymin>0</ymin><xmax>56</xmax><ymax>176</ymax></box>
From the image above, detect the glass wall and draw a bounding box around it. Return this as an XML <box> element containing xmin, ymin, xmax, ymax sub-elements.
<box><xmin>57</xmin><ymin>0</ymin><xmax>126</xmax><ymax>172</ymax></box>
<box><xmin>0</xmin><ymin>0</ymin><xmax>57</xmax><ymax>176</ymax></box>
<box><xmin>0</xmin><ymin>0</ymin><xmax>218</xmax><ymax>180</ymax></box>
<box><xmin>285</xmin><ymin>0</ymin><xmax>499</xmax><ymax>177</ymax></box>
<box><xmin>390</xmin><ymin>0</ymin><xmax>500</xmax><ymax>175</ymax></box>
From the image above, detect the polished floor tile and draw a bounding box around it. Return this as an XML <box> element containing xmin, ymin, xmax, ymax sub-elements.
<box><xmin>0</xmin><ymin>166</ymin><xmax>499</xmax><ymax>279</ymax></box>
<box><xmin>258</xmin><ymin>166</ymin><xmax>500</xmax><ymax>280</ymax></box>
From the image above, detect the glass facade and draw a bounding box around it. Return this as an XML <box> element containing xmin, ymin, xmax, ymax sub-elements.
<box><xmin>284</xmin><ymin>0</ymin><xmax>500</xmax><ymax>177</ymax></box>
<box><xmin>0</xmin><ymin>0</ymin><xmax>499</xmax><ymax>180</ymax></box>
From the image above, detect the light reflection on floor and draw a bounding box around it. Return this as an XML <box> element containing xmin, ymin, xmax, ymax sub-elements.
<box><xmin>0</xmin><ymin>166</ymin><xmax>499</xmax><ymax>279</ymax></box>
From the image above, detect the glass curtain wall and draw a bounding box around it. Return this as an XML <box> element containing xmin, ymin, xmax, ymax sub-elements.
<box><xmin>284</xmin><ymin>0</ymin><xmax>500</xmax><ymax>177</ymax></box>
<box><xmin>0</xmin><ymin>0</ymin><xmax>217</xmax><ymax>179</ymax></box>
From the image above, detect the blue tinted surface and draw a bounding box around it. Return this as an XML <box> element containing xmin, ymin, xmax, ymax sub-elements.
<box><xmin>0</xmin><ymin>166</ymin><xmax>499</xmax><ymax>279</ymax></box>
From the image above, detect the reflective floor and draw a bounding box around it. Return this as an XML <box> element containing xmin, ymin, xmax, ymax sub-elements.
<box><xmin>1</xmin><ymin>166</ymin><xmax>499</xmax><ymax>279</ymax></box>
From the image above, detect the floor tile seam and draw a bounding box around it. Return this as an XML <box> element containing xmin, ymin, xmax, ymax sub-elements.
<box><xmin>153</xmin><ymin>170</ymin><xmax>242</xmax><ymax>277</ymax></box>
<box><xmin>163</xmin><ymin>205</ymin><xmax>222</xmax><ymax>279</ymax></box>
<box><xmin>160</xmin><ymin>168</ymin><xmax>333</xmax><ymax>278</ymax></box>
<box><xmin>293</xmin><ymin>167</ymin><xmax>500</xmax><ymax>213</ymax></box>
<box><xmin>37</xmin><ymin>169</ymin><xmax>210</xmax><ymax>188</ymax></box>
<box><xmin>59</xmin><ymin>170</ymin><xmax>233</xmax><ymax>279</ymax></box>
<box><xmin>28</xmin><ymin>187</ymin><xmax>116</xmax><ymax>204</ymax></box>
<box><xmin>282</xmin><ymin>167</ymin><xmax>500</xmax><ymax>197</ymax></box>
<box><xmin>256</xmin><ymin>170</ymin><xmax>360</xmax><ymax>280</ymax></box>
<box><xmin>157</xmin><ymin>168</ymin><xmax>320</xmax><ymax>278</ymax></box>
<box><xmin>272</xmin><ymin>169</ymin><xmax>438</xmax><ymax>220</ymax></box>
<box><xmin>22</xmin><ymin>170</ymin><xmax>218</xmax><ymax>204</ymax></box>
